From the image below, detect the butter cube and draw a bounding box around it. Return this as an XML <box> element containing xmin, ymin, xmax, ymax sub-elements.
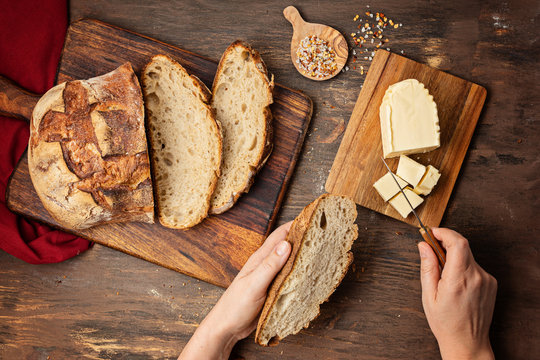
<box><xmin>389</xmin><ymin>187</ymin><xmax>424</xmax><ymax>218</ymax></box>
<box><xmin>396</xmin><ymin>155</ymin><xmax>426</xmax><ymax>188</ymax></box>
<box><xmin>413</xmin><ymin>165</ymin><xmax>441</xmax><ymax>195</ymax></box>
<box><xmin>379</xmin><ymin>79</ymin><xmax>440</xmax><ymax>158</ymax></box>
<box><xmin>373</xmin><ymin>172</ymin><xmax>408</xmax><ymax>202</ymax></box>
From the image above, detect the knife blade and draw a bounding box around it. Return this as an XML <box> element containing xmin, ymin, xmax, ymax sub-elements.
<box><xmin>381</xmin><ymin>157</ymin><xmax>446</xmax><ymax>268</ymax></box>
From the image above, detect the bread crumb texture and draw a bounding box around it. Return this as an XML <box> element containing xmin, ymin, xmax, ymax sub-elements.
<box><xmin>143</xmin><ymin>55</ymin><xmax>221</xmax><ymax>229</ymax></box>
<box><xmin>258</xmin><ymin>195</ymin><xmax>358</xmax><ymax>345</ymax></box>
<box><xmin>210</xmin><ymin>41</ymin><xmax>273</xmax><ymax>213</ymax></box>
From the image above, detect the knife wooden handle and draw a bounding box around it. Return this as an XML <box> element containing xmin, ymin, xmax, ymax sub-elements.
<box><xmin>419</xmin><ymin>226</ymin><xmax>446</xmax><ymax>268</ymax></box>
<box><xmin>0</xmin><ymin>75</ymin><xmax>41</xmax><ymax>122</ymax></box>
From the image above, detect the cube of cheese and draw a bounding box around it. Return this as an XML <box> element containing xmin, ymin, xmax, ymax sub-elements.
<box><xmin>413</xmin><ymin>165</ymin><xmax>441</xmax><ymax>195</ymax></box>
<box><xmin>396</xmin><ymin>155</ymin><xmax>426</xmax><ymax>188</ymax></box>
<box><xmin>389</xmin><ymin>187</ymin><xmax>424</xmax><ymax>218</ymax></box>
<box><xmin>373</xmin><ymin>172</ymin><xmax>408</xmax><ymax>202</ymax></box>
<box><xmin>379</xmin><ymin>79</ymin><xmax>440</xmax><ymax>158</ymax></box>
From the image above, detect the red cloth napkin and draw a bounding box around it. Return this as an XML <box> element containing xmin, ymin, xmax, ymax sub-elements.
<box><xmin>0</xmin><ymin>0</ymin><xmax>92</xmax><ymax>263</ymax></box>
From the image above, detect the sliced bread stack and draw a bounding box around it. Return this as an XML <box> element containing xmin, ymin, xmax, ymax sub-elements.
<box><xmin>142</xmin><ymin>41</ymin><xmax>273</xmax><ymax>229</ymax></box>
<box><xmin>142</xmin><ymin>55</ymin><xmax>222</xmax><ymax>229</ymax></box>
<box><xmin>255</xmin><ymin>194</ymin><xmax>358</xmax><ymax>346</ymax></box>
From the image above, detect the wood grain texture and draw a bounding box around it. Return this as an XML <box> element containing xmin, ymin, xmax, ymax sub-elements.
<box><xmin>284</xmin><ymin>5</ymin><xmax>348</xmax><ymax>80</ymax></box>
<box><xmin>1</xmin><ymin>1</ymin><xmax>539</xmax><ymax>359</ymax></box>
<box><xmin>5</xmin><ymin>19</ymin><xmax>313</xmax><ymax>288</ymax></box>
<box><xmin>326</xmin><ymin>50</ymin><xmax>486</xmax><ymax>227</ymax></box>
<box><xmin>0</xmin><ymin>75</ymin><xmax>40</xmax><ymax>121</ymax></box>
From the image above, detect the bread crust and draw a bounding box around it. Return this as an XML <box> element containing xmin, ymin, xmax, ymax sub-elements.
<box><xmin>209</xmin><ymin>40</ymin><xmax>274</xmax><ymax>214</ymax></box>
<box><xmin>255</xmin><ymin>194</ymin><xmax>358</xmax><ymax>346</ymax></box>
<box><xmin>28</xmin><ymin>63</ymin><xmax>154</xmax><ymax>230</ymax></box>
<box><xmin>141</xmin><ymin>54</ymin><xmax>222</xmax><ymax>229</ymax></box>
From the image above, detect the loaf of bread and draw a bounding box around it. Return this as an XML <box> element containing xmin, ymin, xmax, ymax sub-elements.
<box><xmin>142</xmin><ymin>55</ymin><xmax>222</xmax><ymax>229</ymax></box>
<box><xmin>28</xmin><ymin>63</ymin><xmax>154</xmax><ymax>230</ymax></box>
<box><xmin>210</xmin><ymin>41</ymin><xmax>274</xmax><ymax>214</ymax></box>
<box><xmin>255</xmin><ymin>194</ymin><xmax>358</xmax><ymax>346</ymax></box>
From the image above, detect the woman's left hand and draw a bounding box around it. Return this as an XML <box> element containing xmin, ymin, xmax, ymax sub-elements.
<box><xmin>179</xmin><ymin>221</ymin><xmax>292</xmax><ymax>360</ymax></box>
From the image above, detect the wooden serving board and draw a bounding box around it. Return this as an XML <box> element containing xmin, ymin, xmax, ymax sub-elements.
<box><xmin>6</xmin><ymin>19</ymin><xmax>312</xmax><ymax>288</ymax></box>
<box><xmin>326</xmin><ymin>50</ymin><xmax>486</xmax><ymax>227</ymax></box>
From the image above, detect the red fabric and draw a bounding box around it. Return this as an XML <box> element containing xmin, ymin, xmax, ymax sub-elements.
<box><xmin>0</xmin><ymin>0</ymin><xmax>92</xmax><ymax>264</ymax></box>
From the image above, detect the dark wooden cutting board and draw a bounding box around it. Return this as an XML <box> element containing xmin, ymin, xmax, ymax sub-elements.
<box><xmin>326</xmin><ymin>50</ymin><xmax>486</xmax><ymax>227</ymax></box>
<box><xmin>6</xmin><ymin>19</ymin><xmax>312</xmax><ymax>288</ymax></box>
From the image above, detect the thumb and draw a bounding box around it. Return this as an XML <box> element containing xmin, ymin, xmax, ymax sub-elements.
<box><xmin>418</xmin><ymin>242</ymin><xmax>440</xmax><ymax>300</ymax></box>
<box><xmin>248</xmin><ymin>241</ymin><xmax>291</xmax><ymax>294</ymax></box>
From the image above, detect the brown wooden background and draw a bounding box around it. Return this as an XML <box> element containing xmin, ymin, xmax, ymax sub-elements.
<box><xmin>1</xmin><ymin>0</ymin><xmax>539</xmax><ymax>359</ymax></box>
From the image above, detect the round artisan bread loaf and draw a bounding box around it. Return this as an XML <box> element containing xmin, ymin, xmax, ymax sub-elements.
<box><xmin>28</xmin><ymin>63</ymin><xmax>154</xmax><ymax>230</ymax></box>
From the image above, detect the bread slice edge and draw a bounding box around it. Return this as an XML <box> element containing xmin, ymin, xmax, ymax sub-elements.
<box><xmin>142</xmin><ymin>54</ymin><xmax>222</xmax><ymax>229</ymax></box>
<box><xmin>255</xmin><ymin>194</ymin><xmax>358</xmax><ymax>346</ymax></box>
<box><xmin>209</xmin><ymin>40</ymin><xmax>274</xmax><ymax>214</ymax></box>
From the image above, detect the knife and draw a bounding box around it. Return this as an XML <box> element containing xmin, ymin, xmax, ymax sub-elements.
<box><xmin>381</xmin><ymin>157</ymin><xmax>446</xmax><ymax>268</ymax></box>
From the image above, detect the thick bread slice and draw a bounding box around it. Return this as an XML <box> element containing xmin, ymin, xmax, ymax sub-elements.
<box><xmin>142</xmin><ymin>55</ymin><xmax>222</xmax><ymax>229</ymax></box>
<box><xmin>255</xmin><ymin>194</ymin><xmax>358</xmax><ymax>346</ymax></box>
<box><xmin>210</xmin><ymin>40</ymin><xmax>274</xmax><ymax>214</ymax></box>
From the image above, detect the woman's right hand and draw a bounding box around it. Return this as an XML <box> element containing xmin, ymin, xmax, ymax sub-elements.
<box><xmin>418</xmin><ymin>228</ymin><xmax>497</xmax><ymax>360</ymax></box>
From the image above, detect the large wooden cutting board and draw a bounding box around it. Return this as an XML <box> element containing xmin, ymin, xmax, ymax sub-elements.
<box><xmin>6</xmin><ymin>19</ymin><xmax>312</xmax><ymax>288</ymax></box>
<box><xmin>326</xmin><ymin>50</ymin><xmax>486</xmax><ymax>227</ymax></box>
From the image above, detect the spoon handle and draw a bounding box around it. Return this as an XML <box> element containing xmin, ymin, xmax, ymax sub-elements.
<box><xmin>283</xmin><ymin>6</ymin><xmax>305</xmax><ymax>28</ymax></box>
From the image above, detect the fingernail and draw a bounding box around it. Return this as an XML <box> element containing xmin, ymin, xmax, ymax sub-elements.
<box><xmin>276</xmin><ymin>241</ymin><xmax>289</xmax><ymax>256</ymax></box>
<box><xmin>418</xmin><ymin>243</ymin><xmax>427</xmax><ymax>259</ymax></box>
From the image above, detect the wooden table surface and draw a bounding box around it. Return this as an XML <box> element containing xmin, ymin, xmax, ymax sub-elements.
<box><xmin>1</xmin><ymin>1</ymin><xmax>538</xmax><ymax>359</ymax></box>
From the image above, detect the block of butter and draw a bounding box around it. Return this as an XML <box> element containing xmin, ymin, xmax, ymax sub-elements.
<box><xmin>373</xmin><ymin>172</ymin><xmax>408</xmax><ymax>202</ymax></box>
<box><xmin>414</xmin><ymin>165</ymin><xmax>441</xmax><ymax>195</ymax></box>
<box><xmin>379</xmin><ymin>79</ymin><xmax>440</xmax><ymax>158</ymax></box>
<box><xmin>389</xmin><ymin>187</ymin><xmax>424</xmax><ymax>218</ymax></box>
<box><xmin>396</xmin><ymin>155</ymin><xmax>426</xmax><ymax>188</ymax></box>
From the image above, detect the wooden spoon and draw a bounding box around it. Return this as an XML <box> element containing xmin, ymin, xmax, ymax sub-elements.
<box><xmin>283</xmin><ymin>6</ymin><xmax>348</xmax><ymax>81</ymax></box>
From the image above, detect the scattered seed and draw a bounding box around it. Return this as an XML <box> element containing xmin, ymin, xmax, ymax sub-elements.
<box><xmin>346</xmin><ymin>7</ymin><xmax>403</xmax><ymax>75</ymax></box>
<box><xmin>296</xmin><ymin>35</ymin><xmax>338</xmax><ymax>79</ymax></box>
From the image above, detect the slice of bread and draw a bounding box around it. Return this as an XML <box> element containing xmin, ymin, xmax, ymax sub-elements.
<box><xmin>209</xmin><ymin>40</ymin><xmax>274</xmax><ymax>214</ymax></box>
<box><xmin>255</xmin><ymin>194</ymin><xmax>358</xmax><ymax>346</ymax></box>
<box><xmin>142</xmin><ymin>54</ymin><xmax>222</xmax><ymax>229</ymax></box>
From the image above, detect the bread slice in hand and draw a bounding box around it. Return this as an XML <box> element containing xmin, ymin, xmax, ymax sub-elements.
<box><xmin>210</xmin><ymin>40</ymin><xmax>274</xmax><ymax>214</ymax></box>
<box><xmin>255</xmin><ymin>194</ymin><xmax>358</xmax><ymax>346</ymax></box>
<box><xmin>142</xmin><ymin>54</ymin><xmax>222</xmax><ymax>229</ymax></box>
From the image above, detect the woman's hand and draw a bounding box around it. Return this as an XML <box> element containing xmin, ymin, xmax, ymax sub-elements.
<box><xmin>418</xmin><ymin>228</ymin><xmax>497</xmax><ymax>360</ymax></box>
<box><xmin>179</xmin><ymin>222</ymin><xmax>292</xmax><ymax>360</ymax></box>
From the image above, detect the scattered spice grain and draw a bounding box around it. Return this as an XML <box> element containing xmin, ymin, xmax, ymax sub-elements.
<box><xmin>296</xmin><ymin>35</ymin><xmax>338</xmax><ymax>79</ymax></box>
<box><xmin>348</xmin><ymin>6</ymin><xmax>403</xmax><ymax>75</ymax></box>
